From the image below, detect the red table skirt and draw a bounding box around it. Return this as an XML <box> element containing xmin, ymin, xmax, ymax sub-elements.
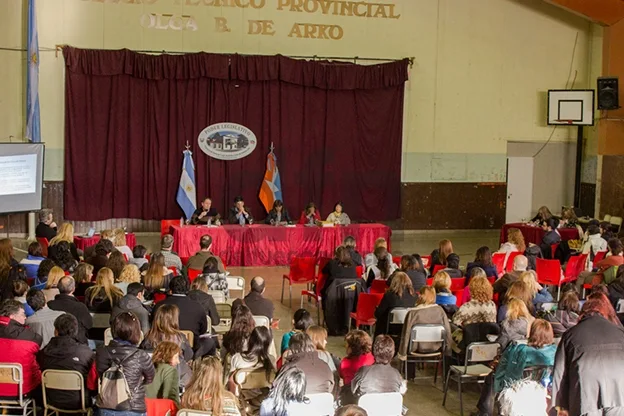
<box><xmin>74</xmin><ymin>233</ymin><xmax>137</xmax><ymax>252</ymax></box>
<box><xmin>170</xmin><ymin>224</ymin><xmax>392</xmax><ymax>267</ymax></box>
<box><xmin>499</xmin><ymin>223</ymin><xmax>580</xmax><ymax>246</ymax></box>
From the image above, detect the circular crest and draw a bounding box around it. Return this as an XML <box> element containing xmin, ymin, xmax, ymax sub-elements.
<box><xmin>198</xmin><ymin>123</ymin><xmax>257</xmax><ymax>160</ymax></box>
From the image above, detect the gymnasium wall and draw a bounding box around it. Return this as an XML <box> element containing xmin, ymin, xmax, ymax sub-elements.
<box><xmin>0</xmin><ymin>0</ymin><xmax>600</xmax><ymax>232</ymax></box>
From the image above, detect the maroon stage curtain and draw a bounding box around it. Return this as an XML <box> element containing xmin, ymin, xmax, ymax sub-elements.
<box><xmin>63</xmin><ymin>47</ymin><xmax>408</xmax><ymax>222</ymax></box>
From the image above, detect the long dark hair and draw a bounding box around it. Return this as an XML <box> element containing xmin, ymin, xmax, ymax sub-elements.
<box><xmin>106</xmin><ymin>251</ymin><xmax>126</xmax><ymax>281</ymax></box>
<box><xmin>53</xmin><ymin>241</ymin><xmax>77</xmax><ymax>272</ymax></box>
<box><xmin>223</xmin><ymin>304</ymin><xmax>255</xmax><ymax>356</ymax></box>
<box><xmin>474</xmin><ymin>246</ymin><xmax>493</xmax><ymax>267</ymax></box>
<box><xmin>264</xmin><ymin>366</ymin><xmax>308</xmax><ymax>416</ymax></box>
<box><xmin>375</xmin><ymin>247</ymin><xmax>390</xmax><ymax>279</ymax></box>
<box><xmin>335</xmin><ymin>246</ymin><xmax>353</xmax><ymax>267</ymax></box>
<box><xmin>242</xmin><ymin>326</ymin><xmax>275</xmax><ymax>380</ymax></box>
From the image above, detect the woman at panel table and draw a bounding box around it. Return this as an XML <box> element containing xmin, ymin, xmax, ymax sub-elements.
<box><xmin>326</xmin><ymin>202</ymin><xmax>351</xmax><ymax>225</ymax></box>
<box><xmin>530</xmin><ymin>205</ymin><xmax>556</xmax><ymax>225</ymax></box>
<box><xmin>298</xmin><ymin>202</ymin><xmax>321</xmax><ymax>225</ymax></box>
<box><xmin>264</xmin><ymin>200</ymin><xmax>292</xmax><ymax>225</ymax></box>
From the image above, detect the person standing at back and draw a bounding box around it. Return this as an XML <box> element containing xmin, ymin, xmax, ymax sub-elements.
<box><xmin>35</xmin><ymin>208</ymin><xmax>57</xmax><ymax>241</ymax></box>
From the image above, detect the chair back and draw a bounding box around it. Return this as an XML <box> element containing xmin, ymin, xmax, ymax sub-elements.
<box><xmin>355</xmin><ymin>265</ymin><xmax>364</xmax><ymax>278</ymax></box>
<box><xmin>207</xmin><ymin>290</ymin><xmax>226</xmax><ymax>304</ymax></box>
<box><xmin>354</xmin><ymin>293</ymin><xmax>381</xmax><ymax>321</ymax></box>
<box><xmin>42</xmin><ymin>369</ymin><xmax>87</xmax><ymax>412</ymax></box>
<box><xmin>593</xmin><ymin>251</ymin><xmax>608</xmax><ymax>264</ymax></box>
<box><xmin>180</xmin><ymin>257</ymin><xmax>189</xmax><ymax>266</ymax></box>
<box><xmin>452</xmin><ymin>288</ymin><xmax>464</xmax><ymax>307</ymax></box>
<box><xmin>214</xmin><ymin>303</ymin><xmax>232</xmax><ymax>332</ymax></box>
<box><xmin>426</xmin><ymin>277</ymin><xmax>433</xmax><ymax>286</ymax></box>
<box><xmin>492</xmin><ymin>253</ymin><xmax>505</xmax><ymax>276</ymax></box>
<box><xmin>505</xmin><ymin>252</ymin><xmax>522</xmax><ymax>272</ymax></box>
<box><xmin>90</xmin><ymin>312</ymin><xmax>111</xmax><ymax>329</ymax></box>
<box><xmin>410</xmin><ymin>324</ymin><xmax>445</xmax><ymax>344</ymax></box>
<box><xmin>226</xmin><ymin>276</ymin><xmax>245</xmax><ymax>297</ymax></box>
<box><xmin>358</xmin><ymin>392</ymin><xmax>403</xmax><ymax>416</ymax></box>
<box><xmin>104</xmin><ymin>328</ymin><xmax>113</xmax><ymax>345</ymax></box>
<box><xmin>421</xmin><ymin>255</ymin><xmax>431</xmax><ymax>269</ymax></box>
<box><xmin>167</xmin><ymin>266</ymin><xmax>179</xmax><ymax>276</ymax></box>
<box><xmin>306</xmin><ymin>393</ymin><xmax>335</xmax><ymax>416</ymax></box>
<box><xmin>177</xmin><ymin>410</ymin><xmax>211</xmax><ymax>416</ymax></box>
<box><xmin>611</xmin><ymin>216</ymin><xmax>623</xmax><ymax>227</ymax></box>
<box><xmin>550</xmin><ymin>243</ymin><xmax>560</xmax><ymax>259</ymax></box>
<box><xmin>252</xmin><ymin>315</ymin><xmax>271</xmax><ymax>328</ymax></box>
<box><xmin>180</xmin><ymin>330</ymin><xmax>194</xmax><ymax>347</ymax></box>
<box><xmin>369</xmin><ymin>279</ymin><xmax>388</xmax><ymax>294</ymax></box>
<box><xmin>160</xmin><ymin>220</ymin><xmax>179</xmax><ymax>237</ymax></box>
<box><xmin>37</xmin><ymin>237</ymin><xmax>49</xmax><ymax>257</ymax></box>
<box><xmin>464</xmin><ymin>342</ymin><xmax>500</xmax><ymax>368</ymax></box>
<box><xmin>0</xmin><ymin>363</ymin><xmax>26</xmax><ymax>406</ymax></box>
<box><xmin>317</xmin><ymin>257</ymin><xmax>332</xmax><ymax>280</ymax></box>
<box><xmin>153</xmin><ymin>292</ymin><xmax>167</xmax><ymax>304</ymax></box>
<box><xmin>604</xmin><ymin>214</ymin><xmax>613</xmax><ymax>223</ymax></box>
<box><xmin>450</xmin><ymin>277</ymin><xmax>466</xmax><ymax>291</ymax></box>
<box><xmin>389</xmin><ymin>308</ymin><xmax>409</xmax><ymax>325</ymax></box>
<box><xmin>188</xmin><ymin>268</ymin><xmax>202</xmax><ymax>283</ymax></box>
<box><xmin>486</xmin><ymin>276</ymin><xmax>496</xmax><ymax>285</ymax></box>
<box><xmin>146</xmin><ymin>398</ymin><xmax>177</xmax><ymax>416</ymax></box>
<box><xmin>206</xmin><ymin>316</ymin><xmax>212</xmax><ymax>334</ymax></box>
<box><xmin>535</xmin><ymin>258</ymin><xmax>562</xmax><ymax>286</ymax></box>
<box><xmin>233</xmin><ymin>366</ymin><xmax>275</xmax><ymax>390</ymax></box>
<box><xmin>432</xmin><ymin>264</ymin><xmax>445</xmax><ymax>275</ymax></box>
<box><xmin>564</xmin><ymin>254</ymin><xmax>588</xmax><ymax>280</ymax></box>
<box><xmin>392</xmin><ymin>256</ymin><xmax>402</xmax><ymax>266</ymax></box>
<box><xmin>289</xmin><ymin>257</ymin><xmax>317</xmax><ymax>283</ymax></box>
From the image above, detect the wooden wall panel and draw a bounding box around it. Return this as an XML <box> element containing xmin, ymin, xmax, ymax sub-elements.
<box><xmin>600</xmin><ymin>155</ymin><xmax>624</xmax><ymax>218</ymax></box>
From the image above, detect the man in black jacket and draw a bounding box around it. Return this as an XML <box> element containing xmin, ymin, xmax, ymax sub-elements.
<box><xmin>38</xmin><ymin>314</ymin><xmax>95</xmax><ymax>410</ymax></box>
<box><xmin>152</xmin><ymin>276</ymin><xmax>215</xmax><ymax>358</ymax></box>
<box><xmin>111</xmin><ymin>283</ymin><xmax>150</xmax><ymax>335</ymax></box>
<box><xmin>35</xmin><ymin>209</ymin><xmax>57</xmax><ymax>241</ymax></box>
<box><xmin>48</xmin><ymin>277</ymin><xmax>93</xmax><ymax>345</ymax></box>
<box><xmin>232</xmin><ymin>276</ymin><xmax>274</xmax><ymax>320</ymax></box>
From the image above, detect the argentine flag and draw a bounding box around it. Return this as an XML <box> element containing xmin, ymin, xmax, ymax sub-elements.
<box><xmin>26</xmin><ymin>0</ymin><xmax>41</xmax><ymax>143</ymax></box>
<box><xmin>176</xmin><ymin>149</ymin><xmax>197</xmax><ymax>220</ymax></box>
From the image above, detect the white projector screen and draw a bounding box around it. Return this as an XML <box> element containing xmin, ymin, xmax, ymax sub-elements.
<box><xmin>0</xmin><ymin>143</ymin><xmax>45</xmax><ymax>214</ymax></box>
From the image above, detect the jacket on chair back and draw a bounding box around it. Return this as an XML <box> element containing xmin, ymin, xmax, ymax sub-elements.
<box><xmin>0</xmin><ymin>316</ymin><xmax>42</xmax><ymax>397</ymax></box>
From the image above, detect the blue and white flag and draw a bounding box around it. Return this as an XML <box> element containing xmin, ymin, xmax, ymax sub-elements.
<box><xmin>176</xmin><ymin>149</ymin><xmax>197</xmax><ymax>220</ymax></box>
<box><xmin>26</xmin><ymin>0</ymin><xmax>41</xmax><ymax>143</ymax></box>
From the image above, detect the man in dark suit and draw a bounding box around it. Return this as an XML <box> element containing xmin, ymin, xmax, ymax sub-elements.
<box><xmin>48</xmin><ymin>277</ymin><xmax>93</xmax><ymax>345</ymax></box>
<box><xmin>152</xmin><ymin>276</ymin><xmax>215</xmax><ymax>358</ymax></box>
<box><xmin>228</xmin><ymin>196</ymin><xmax>253</xmax><ymax>224</ymax></box>
<box><xmin>35</xmin><ymin>208</ymin><xmax>57</xmax><ymax>241</ymax></box>
<box><xmin>190</xmin><ymin>197</ymin><xmax>220</xmax><ymax>225</ymax></box>
<box><xmin>233</xmin><ymin>276</ymin><xmax>274</xmax><ymax>320</ymax></box>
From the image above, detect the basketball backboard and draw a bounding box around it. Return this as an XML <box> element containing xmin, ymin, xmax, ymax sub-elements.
<box><xmin>547</xmin><ymin>90</ymin><xmax>595</xmax><ymax>126</ymax></box>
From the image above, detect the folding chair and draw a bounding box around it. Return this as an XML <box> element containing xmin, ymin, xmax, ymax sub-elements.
<box><xmin>281</xmin><ymin>257</ymin><xmax>316</xmax><ymax>309</ymax></box>
<box><xmin>301</xmin><ymin>273</ymin><xmax>325</xmax><ymax>324</ymax></box>
<box><xmin>348</xmin><ymin>293</ymin><xmax>382</xmax><ymax>334</ymax></box>
<box><xmin>617</xmin><ymin>299</ymin><xmax>624</xmax><ymax>314</ymax></box>
<box><xmin>231</xmin><ymin>365</ymin><xmax>276</xmax><ymax>414</ymax></box>
<box><xmin>385</xmin><ymin>307</ymin><xmax>409</xmax><ymax>335</ymax></box>
<box><xmin>404</xmin><ymin>324</ymin><xmax>446</xmax><ymax>384</ymax></box>
<box><xmin>226</xmin><ymin>276</ymin><xmax>245</xmax><ymax>298</ymax></box>
<box><xmin>37</xmin><ymin>237</ymin><xmax>50</xmax><ymax>257</ymax></box>
<box><xmin>206</xmin><ymin>316</ymin><xmax>212</xmax><ymax>334</ymax></box>
<box><xmin>442</xmin><ymin>342</ymin><xmax>500</xmax><ymax>416</ymax></box>
<box><xmin>42</xmin><ymin>369</ymin><xmax>91</xmax><ymax>416</ymax></box>
<box><xmin>611</xmin><ymin>216</ymin><xmax>623</xmax><ymax>233</ymax></box>
<box><xmin>0</xmin><ymin>363</ymin><xmax>36</xmax><ymax>416</ymax></box>
<box><xmin>180</xmin><ymin>330</ymin><xmax>195</xmax><ymax>347</ymax></box>
<box><xmin>207</xmin><ymin>290</ymin><xmax>226</xmax><ymax>304</ymax></box>
<box><xmin>252</xmin><ymin>315</ymin><xmax>270</xmax><ymax>329</ymax></box>
<box><xmin>358</xmin><ymin>392</ymin><xmax>403</xmax><ymax>416</ymax></box>
<box><xmin>306</xmin><ymin>393</ymin><xmax>335</xmax><ymax>416</ymax></box>
<box><xmin>213</xmin><ymin>303</ymin><xmax>232</xmax><ymax>333</ymax></box>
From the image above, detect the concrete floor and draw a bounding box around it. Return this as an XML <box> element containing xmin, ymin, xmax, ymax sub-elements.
<box><xmin>11</xmin><ymin>229</ymin><xmax>500</xmax><ymax>415</ymax></box>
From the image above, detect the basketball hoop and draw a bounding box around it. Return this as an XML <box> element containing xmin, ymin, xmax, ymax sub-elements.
<box><xmin>555</xmin><ymin>120</ymin><xmax>574</xmax><ymax>124</ymax></box>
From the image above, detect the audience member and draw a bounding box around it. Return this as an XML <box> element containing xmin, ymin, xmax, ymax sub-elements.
<box><xmin>363</xmin><ymin>238</ymin><xmax>392</xmax><ymax>269</ymax></box>
<box><xmin>86</xmin><ymin>239</ymin><xmax>114</xmax><ymax>275</ymax></box>
<box><xmin>340</xmin><ymin>330</ymin><xmax>374</xmax><ymax>387</ymax></box>
<box><xmin>0</xmin><ymin>300</ymin><xmax>42</xmax><ymax>398</ymax></box>
<box><xmin>37</xmin><ymin>313</ymin><xmax>95</xmax><ymax>411</ymax></box>
<box><xmin>200</xmin><ymin>257</ymin><xmax>229</xmax><ymax>298</ymax></box>
<box><xmin>352</xmin><ymin>335</ymin><xmax>406</xmax><ymax>400</ymax></box>
<box><xmin>260</xmin><ymin>367</ymin><xmax>309</xmax><ymax>416</ymax></box>
<box><xmin>608</xmin><ymin>265</ymin><xmax>624</xmax><ymax>309</ymax></box>
<box><xmin>146</xmin><ymin>341</ymin><xmax>181</xmax><ymax>405</ymax></box>
<box><xmin>281</xmin><ymin>308</ymin><xmax>314</xmax><ymax>354</ymax></box>
<box><xmin>323</xmin><ymin>246</ymin><xmax>358</xmax><ymax>297</ymax></box>
<box><xmin>497</xmin><ymin>298</ymin><xmax>535</xmax><ymax>351</ymax></box>
<box><xmin>543</xmin><ymin>290</ymin><xmax>580</xmax><ymax>337</ymax></box>
<box><xmin>498</xmin><ymin>380</ymin><xmax>548</xmax><ymax>416</ymax></box>
<box><xmin>112</xmin><ymin>228</ymin><xmax>134</xmax><ymax>260</ymax></box>
<box><xmin>343</xmin><ymin>236</ymin><xmax>364</xmax><ymax>267</ymax></box>
<box><xmin>72</xmin><ymin>263</ymin><xmax>95</xmax><ymax>298</ymax></box>
<box><xmin>493</xmin><ymin>255</ymin><xmax>528</xmax><ymax>303</ymax></box>
<box><xmin>518</xmin><ymin>270</ymin><xmax>553</xmax><ymax>306</ymax></box>
<box><xmin>153</xmin><ymin>276</ymin><xmax>214</xmax><ymax>358</ymax></box>
<box><xmin>50</xmin><ymin>241</ymin><xmax>79</xmax><ymax>273</ymax></box>
<box><xmin>307</xmin><ymin>325</ymin><xmax>340</xmax><ymax>380</ymax></box>
<box><xmin>282</xmin><ymin>332</ymin><xmax>334</xmax><ymax>395</ymax></box>
<box><xmin>374</xmin><ymin>272</ymin><xmax>417</xmax><ymax>338</ymax></box>
<box><xmin>388</xmin><ymin>255</ymin><xmax>426</xmax><ymax>292</ymax></box>
<box><xmin>581</xmin><ymin>224</ymin><xmax>608</xmax><ymax>267</ymax></box>
<box><xmin>188</xmin><ymin>278</ymin><xmax>221</xmax><ymax>327</ymax></box>
<box><xmin>334</xmin><ymin>405</ymin><xmax>369</xmax><ymax>416</ymax></box>
<box><xmin>42</xmin><ymin>266</ymin><xmax>65</xmax><ymax>302</ymax></box>
<box><xmin>106</xmin><ymin>250</ymin><xmax>127</xmax><ymax>282</ymax></box>
<box><xmin>473</xmin><ymin>319</ymin><xmax>556</xmax><ymax>416</ymax></box>
<box><xmin>84</xmin><ymin>267</ymin><xmax>123</xmax><ymax>312</ymax></box>
<box><xmin>143</xmin><ymin>253</ymin><xmax>174</xmax><ymax>296</ymax></box>
<box><xmin>223</xmin><ymin>304</ymin><xmax>256</xmax><ymax>358</ymax></box>
<box><xmin>429</xmin><ymin>239</ymin><xmax>454</xmax><ymax>274</ymax></box>
<box><xmin>398</xmin><ymin>286</ymin><xmax>452</xmax><ymax>361</ymax></box>
<box><xmin>181</xmin><ymin>356</ymin><xmax>241</xmax><ymax>415</ymax></box>
<box><xmin>365</xmin><ymin>246</ymin><xmax>396</xmax><ymax>287</ymax></box>
<box><xmin>13</xmin><ymin>280</ymin><xmax>35</xmax><ymax>317</ymax></box>
<box><xmin>497</xmin><ymin>281</ymin><xmax>534</xmax><ymax>323</ymax></box>
<box><xmin>19</xmin><ymin>241</ymin><xmax>46</xmax><ymax>278</ymax></box>
<box><xmin>83</xmin><ymin>229</ymin><xmax>114</xmax><ymax>260</ymax></box>
<box><xmin>26</xmin><ymin>289</ymin><xmax>64</xmax><ymax>348</ymax></box>
<box><xmin>187</xmin><ymin>235</ymin><xmax>225</xmax><ymax>272</ymax></box>
<box><xmin>452</xmin><ymin>276</ymin><xmax>496</xmax><ymax>329</ymax></box>
<box><xmin>232</xmin><ymin>276</ymin><xmax>274</xmax><ymax>320</ymax></box>
<box><xmin>498</xmin><ymin>228</ymin><xmax>526</xmax><ymax>254</ymax></box>
<box><xmin>35</xmin><ymin>208</ymin><xmax>57</xmax><ymax>241</ymax></box>
<box><xmin>129</xmin><ymin>245</ymin><xmax>148</xmax><ymax>269</ymax></box>
<box><xmin>0</xmin><ymin>238</ymin><xmax>18</xmax><ymax>269</ymax></box>
<box><xmin>115</xmin><ymin>264</ymin><xmax>141</xmax><ymax>295</ymax></box>
<box><xmin>157</xmin><ymin>234</ymin><xmax>183</xmax><ymax>271</ymax></box>
<box><xmin>298</xmin><ymin>202</ymin><xmax>321</xmax><ymax>225</ymax></box>
<box><xmin>552</xmin><ymin>293</ymin><xmax>624</xmax><ymax>416</ymax></box>
<box><xmin>95</xmin><ymin>312</ymin><xmax>155</xmax><ymax>415</ymax></box>
<box><xmin>576</xmin><ymin>237</ymin><xmax>624</xmax><ymax>292</ymax></box>
<box><xmin>433</xmin><ymin>271</ymin><xmax>457</xmax><ymax>308</ymax></box>
<box><xmin>112</xmin><ymin>282</ymin><xmax>150</xmax><ymax>334</ymax></box>
<box><xmin>441</xmin><ymin>253</ymin><xmax>462</xmax><ymax>278</ymax></box>
<box><xmin>48</xmin><ymin>223</ymin><xmax>80</xmax><ymax>263</ymax></box>
<box><xmin>34</xmin><ymin>258</ymin><xmax>56</xmax><ymax>289</ymax></box>
<box><xmin>466</xmin><ymin>247</ymin><xmax>497</xmax><ymax>280</ymax></box>
<box><xmin>48</xmin><ymin>276</ymin><xmax>93</xmax><ymax>344</ymax></box>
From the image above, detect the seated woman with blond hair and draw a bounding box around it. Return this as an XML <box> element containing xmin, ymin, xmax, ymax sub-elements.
<box><xmin>84</xmin><ymin>267</ymin><xmax>124</xmax><ymax>312</ymax></box>
<box><xmin>47</xmin><ymin>223</ymin><xmax>80</xmax><ymax>262</ymax></box>
<box><xmin>42</xmin><ymin>266</ymin><xmax>65</xmax><ymax>302</ymax></box>
<box><xmin>433</xmin><ymin>271</ymin><xmax>457</xmax><ymax>317</ymax></box>
<box><xmin>498</xmin><ymin>227</ymin><xmax>526</xmax><ymax>254</ymax></box>
<box><xmin>142</xmin><ymin>253</ymin><xmax>174</xmax><ymax>299</ymax></box>
<box><xmin>114</xmin><ymin>264</ymin><xmax>141</xmax><ymax>295</ymax></box>
<box><xmin>497</xmin><ymin>297</ymin><xmax>535</xmax><ymax>351</ymax></box>
<box><xmin>452</xmin><ymin>276</ymin><xmax>496</xmax><ymax>328</ymax></box>
<box><xmin>112</xmin><ymin>228</ymin><xmax>134</xmax><ymax>260</ymax></box>
<box><xmin>518</xmin><ymin>270</ymin><xmax>553</xmax><ymax>307</ymax></box>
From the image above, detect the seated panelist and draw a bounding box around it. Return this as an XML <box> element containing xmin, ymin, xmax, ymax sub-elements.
<box><xmin>228</xmin><ymin>196</ymin><xmax>253</xmax><ymax>225</ymax></box>
<box><xmin>298</xmin><ymin>202</ymin><xmax>321</xmax><ymax>225</ymax></box>
<box><xmin>326</xmin><ymin>201</ymin><xmax>351</xmax><ymax>225</ymax></box>
<box><xmin>190</xmin><ymin>197</ymin><xmax>220</xmax><ymax>225</ymax></box>
<box><xmin>264</xmin><ymin>200</ymin><xmax>292</xmax><ymax>225</ymax></box>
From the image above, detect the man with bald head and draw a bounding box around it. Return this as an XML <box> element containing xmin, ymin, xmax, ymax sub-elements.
<box><xmin>493</xmin><ymin>254</ymin><xmax>528</xmax><ymax>304</ymax></box>
<box><xmin>48</xmin><ymin>276</ymin><xmax>93</xmax><ymax>345</ymax></box>
<box><xmin>232</xmin><ymin>276</ymin><xmax>274</xmax><ymax>320</ymax></box>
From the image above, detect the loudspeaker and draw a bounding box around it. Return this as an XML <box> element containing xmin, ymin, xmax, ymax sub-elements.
<box><xmin>597</xmin><ymin>76</ymin><xmax>619</xmax><ymax>110</ymax></box>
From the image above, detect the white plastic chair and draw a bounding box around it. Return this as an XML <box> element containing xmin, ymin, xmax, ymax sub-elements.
<box><xmin>0</xmin><ymin>363</ymin><xmax>36</xmax><ymax>416</ymax></box>
<box><xmin>611</xmin><ymin>216</ymin><xmax>622</xmax><ymax>233</ymax></box>
<box><xmin>306</xmin><ymin>393</ymin><xmax>335</xmax><ymax>416</ymax></box>
<box><xmin>226</xmin><ymin>276</ymin><xmax>245</xmax><ymax>298</ymax></box>
<box><xmin>358</xmin><ymin>392</ymin><xmax>403</xmax><ymax>416</ymax></box>
<box><xmin>252</xmin><ymin>315</ymin><xmax>271</xmax><ymax>329</ymax></box>
<box><xmin>207</xmin><ymin>290</ymin><xmax>226</xmax><ymax>304</ymax></box>
<box><xmin>442</xmin><ymin>342</ymin><xmax>500</xmax><ymax>416</ymax></box>
<box><xmin>386</xmin><ymin>307</ymin><xmax>409</xmax><ymax>333</ymax></box>
<box><xmin>42</xmin><ymin>369</ymin><xmax>91</xmax><ymax>416</ymax></box>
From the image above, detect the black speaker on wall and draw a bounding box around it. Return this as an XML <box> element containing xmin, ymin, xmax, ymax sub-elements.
<box><xmin>597</xmin><ymin>76</ymin><xmax>619</xmax><ymax>110</ymax></box>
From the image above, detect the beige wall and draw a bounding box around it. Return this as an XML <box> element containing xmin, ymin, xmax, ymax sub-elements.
<box><xmin>0</xmin><ymin>0</ymin><xmax>599</xmax><ymax>182</ymax></box>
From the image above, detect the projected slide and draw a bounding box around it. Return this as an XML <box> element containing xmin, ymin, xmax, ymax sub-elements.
<box><xmin>0</xmin><ymin>154</ymin><xmax>38</xmax><ymax>196</ymax></box>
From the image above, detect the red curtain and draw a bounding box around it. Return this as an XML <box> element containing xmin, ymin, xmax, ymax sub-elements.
<box><xmin>63</xmin><ymin>47</ymin><xmax>408</xmax><ymax>222</ymax></box>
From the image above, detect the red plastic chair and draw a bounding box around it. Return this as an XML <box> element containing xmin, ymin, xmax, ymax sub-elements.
<box><xmin>317</xmin><ymin>257</ymin><xmax>332</xmax><ymax>280</ymax></box>
<box><xmin>450</xmin><ymin>277</ymin><xmax>466</xmax><ymax>291</ymax></box>
<box><xmin>492</xmin><ymin>253</ymin><xmax>505</xmax><ymax>276</ymax></box>
<box><xmin>188</xmin><ymin>268</ymin><xmax>202</xmax><ymax>283</ymax></box>
<box><xmin>536</xmin><ymin>258</ymin><xmax>564</xmax><ymax>299</ymax></box>
<box><xmin>122</xmin><ymin>253</ymin><xmax>129</xmax><ymax>262</ymax></box>
<box><xmin>453</xmin><ymin>288</ymin><xmax>464</xmax><ymax>307</ymax></box>
<box><xmin>301</xmin><ymin>273</ymin><xmax>326</xmax><ymax>324</ymax></box>
<box><xmin>426</xmin><ymin>278</ymin><xmax>433</xmax><ymax>286</ymax></box>
<box><xmin>167</xmin><ymin>266</ymin><xmax>179</xmax><ymax>276</ymax></box>
<box><xmin>487</xmin><ymin>276</ymin><xmax>496</xmax><ymax>285</ymax></box>
<box><xmin>349</xmin><ymin>293</ymin><xmax>383</xmax><ymax>333</ymax></box>
<box><xmin>282</xmin><ymin>257</ymin><xmax>317</xmax><ymax>309</ymax></box>
<box><xmin>505</xmin><ymin>252</ymin><xmax>522</xmax><ymax>272</ymax></box>
<box><xmin>550</xmin><ymin>243</ymin><xmax>560</xmax><ymax>260</ymax></box>
<box><xmin>146</xmin><ymin>398</ymin><xmax>177</xmax><ymax>416</ymax></box>
<box><xmin>421</xmin><ymin>255</ymin><xmax>431</xmax><ymax>269</ymax></box>
<box><xmin>563</xmin><ymin>253</ymin><xmax>588</xmax><ymax>284</ymax></box>
<box><xmin>160</xmin><ymin>219</ymin><xmax>179</xmax><ymax>237</ymax></box>
<box><xmin>370</xmin><ymin>280</ymin><xmax>388</xmax><ymax>294</ymax></box>
<box><xmin>593</xmin><ymin>251</ymin><xmax>608</xmax><ymax>264</ymax></box>
<box><xmin>355</xmin><ymin>265</ymin><xmax>364</xmax><ymax>278</ymax></box>
<box><xmin>180</xmin><ymin>256</ymin><xmax>189</xmax><ymax>266</ymax></box>
<box><xmin>153</xmin><ymin>292</ymin><xmax>167</xmax><ymax>304</ymax></box>
<box><xmin>36</xmin><ymin>237</ymin><xmax>49</xmax><ymax>257</ymax></box>
<box><xmin>432</xmin><ymin>264</ymin><xmax>445</xmax><ymax>275</ymax></box>
<box><xmin>392</xmin><ymin>256</ymin><xmax>402</xmax><ymax>267</ymax></box>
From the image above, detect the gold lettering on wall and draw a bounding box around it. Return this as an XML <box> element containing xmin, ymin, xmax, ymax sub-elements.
<box><xmin>288</xmin><ymin>23</ymin><xmax>343</xmax><ymax>40</ymax></box>
<box><xmin>215</xmin><ymin>17</ymin><xmax>231</xmax><ymax>32</ymax></box>
<box><xmin>248</xmin><ymin>20</ymin><xmax>276</xmax><ymax>35</ymax></box>
<box><xmin>139</xmin><ymin>13</ymin><xmax>198</xmax><ymax>30</ymax></box>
